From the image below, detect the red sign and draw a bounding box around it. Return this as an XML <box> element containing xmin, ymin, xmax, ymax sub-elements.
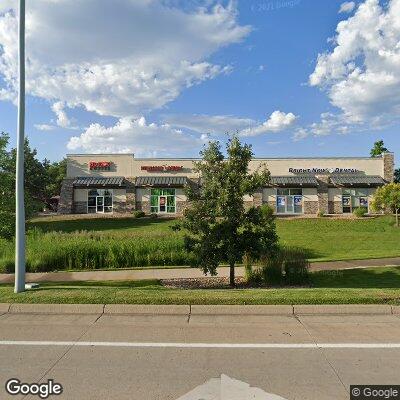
<box><xmin>141</xmin><ymin>165</ymin><xmax>183</xmax><ymax>172</ymax></box>
<box><xmin>89</xmin><ymin>161</ymin><xmax>111</xmax><ymax>170</ymax></box>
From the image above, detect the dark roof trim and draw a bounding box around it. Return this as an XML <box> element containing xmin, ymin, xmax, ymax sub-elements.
<box><xmin>269</xmin><ymin>176</ymin><xmax>319</xmax><ymax>187</ymax></box>
<box><xmin>135</xmin><ymin>176</ymin><xmax>188</xmax><ymax>187</ymax></box>
<box><xmin>330</xmin><ymin>175</ymin><xmax>386</xmax><ymax>186</ymax></box>
<box><xmin>73</xmin><ymin>176</ymin><xmax>126</xmax><ymax>187</ymax></box>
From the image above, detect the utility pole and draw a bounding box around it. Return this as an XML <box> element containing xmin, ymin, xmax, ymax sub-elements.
<box><xmin>14</xmin><ymin>0</ymin><xmax>26</xmax><ymax>293</ymax></box>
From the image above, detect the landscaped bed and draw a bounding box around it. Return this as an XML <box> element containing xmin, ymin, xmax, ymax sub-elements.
<box><xmin>0</xmin><ymin>215</ymin><xmax>399</xmax><ymax>273</ymax></box>
<box><xmin>1</xmin><ymin>267</ymin><xmax>400</xmax><ymax>305</ymax></box>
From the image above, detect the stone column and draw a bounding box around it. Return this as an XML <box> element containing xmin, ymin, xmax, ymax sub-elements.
<box><xmin>316</xmin><ymin>175</ymin><xmax>329</xmax><ymax>215</ymax></box>
<box><xmin>58</xmin><ymin>178</ymin><xmax>74</xmax><ymax>214</ymax></box>
<box><xmin>125</xmin><ymin>178</ymin><xmax>136</xmax><ymax>213</ymax></box>
<box><xmin>252</xmin><ymin>190</ymin><xmax>263</xmax><ymax>208</ymax></box>
<box><xmin>383</xmin><ymin>152</ymin><xmax>395</xmax><ymax>182</ymax></box>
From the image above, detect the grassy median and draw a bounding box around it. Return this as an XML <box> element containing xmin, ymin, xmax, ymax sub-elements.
<box><xmin>1</xmin><ymin>267</ymin><xmax>400</xmax><ymax>305</ymax></box>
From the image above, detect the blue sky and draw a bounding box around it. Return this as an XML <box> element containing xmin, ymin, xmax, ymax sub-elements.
<box><xmin>0</xmin><ymin>0</ymin><xmax>399</xmax><ymax>165</ymax></box>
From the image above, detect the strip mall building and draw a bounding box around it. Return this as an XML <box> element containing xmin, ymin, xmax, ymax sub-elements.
<box><xmin>59</xmin><ymin>153</ymin><xmax>395</xmax><ymax>216</ymax></box>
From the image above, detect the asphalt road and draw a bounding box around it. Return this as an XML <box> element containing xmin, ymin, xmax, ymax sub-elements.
<box><xmin>1</xmin><ymin>310</ymin><xmax>400</xmax><ymax>399</ymax></box>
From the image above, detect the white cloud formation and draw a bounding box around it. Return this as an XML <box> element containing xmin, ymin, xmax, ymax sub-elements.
<box><xmin>51</xmin><ymin>101</ymin><xmax>70</xmax><ymax>128</ymax></box>
<box><xmin>166</xmin><ymin>110</ymin><xmax>297</xmax><ymax>136</ymax></box>
<box><xmin>67</xmin><ymin>117</ymin><xmax>205</xmax><ymax>156</ymax></box>
<box><xmin>339</xmin><ymin>1</ymin><xmax>356</xmax><ymax>13</ymax></box>
<box><xmin>309</xmin><ymin>0</ymin><xmax>400</xmax><ymax>126</ymax></box>
<box><xmin>239</xmin><ymin>111</ymin><xmax>297</xmax><ymax>136</ymax></box>
<box><xmin>34</xmin><ymin>124</ymin><xmax>55</xmax><ymax>131</ymax></box>
<box><xmin>0</xmin><ymin>0</ymin><xmax>250</xmax><ymax>118</ymax></box>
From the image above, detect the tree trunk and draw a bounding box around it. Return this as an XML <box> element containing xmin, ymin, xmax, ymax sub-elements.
<box><xmin>229</xmin><ymin>263</ymin><xmax>235</xmax><ymax>287</ymax></box>
<box><xmin>396</xmin><ymin>209</ymin><xmax>399</xmax><ymax>227</ymax></box>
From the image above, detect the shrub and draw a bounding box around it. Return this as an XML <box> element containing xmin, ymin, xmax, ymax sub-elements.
<box><xmin>149</xmin><ymin>213</ymin><xmax>158</xmax><ymax>219</ymax></box>
<box><xmin>245</xmin><ymin>246</ymin><xmax>310</xmax><ymax>286</ymax></box>
<box><xmin>317</xmin><ymin>211</ymin><xmax>325</xmax><ymax>218</ymax></box>
<box><xmin>353</xmin><ymin>207</ymin><xmax>368</xmax><ymax>218</ymax></box>
<box><xmin>133</xmin><ymin>210</ymin><xmax>146</xmax><ymax>218</ymax></box>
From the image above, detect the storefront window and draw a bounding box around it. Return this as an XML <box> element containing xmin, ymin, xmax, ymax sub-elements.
<box><xmin>88</xmin><ymin>189</ymin><xmax>113</xmax><ymax>214</ymax></box>
<box><xmin>150</xmin><ymin>188</ymin><xmax>176</xmax><ymax>213</ymax></box>
<box><xmin>276</xmin><ymin>188</ymin><xmax>303</xmax><ymax>214</ymax></box>
<box><xmin>342</xmin><ymin>189</ymin><xmax>369</xmax><ymax>213</ymax></box>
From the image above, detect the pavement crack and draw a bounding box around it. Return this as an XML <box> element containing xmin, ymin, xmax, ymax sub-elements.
<box><xmin>294</xmin><ymin>315</ymin><xmax>349</xmax><ymax>395</ymax></box>
<box><xmin>187</xmin><ymin>304</ymin><xmax>192</xmax><ymax>323</ymax></box>
<box><xmin>24</xmin><ymin>311</ymin><xmax>105</xmax><ymax>397</ymax></box>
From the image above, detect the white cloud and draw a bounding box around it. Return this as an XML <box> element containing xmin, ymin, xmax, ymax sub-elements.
<box><xmin>166</xmin><ymin>110</ymin><xmax>297</xmax><ymax>136</ymax></box>
<box><xmin>67</xmin><ymin>117</ymin><xmax>204</xmax><ymax>156</ymax></box>
<box><xmin>51</xmin><ymin>101</ymin><xmax>70</xmax><ymax>128</ymax></box>
<box><xmin>240</xmin><ymin>111</ymin><xmax>297</xmax><ymax>136</ymax></box>
<box><xmin>0</xmin><ymin>0</ymin><xmax>250</xmax><ymax>118</ymax></box>
<box><xmin>339</xmin><ymin>1</ymin><xmax>356</xmax><ymax>13</ymax></box>
<box><xmin>34</xmin><ymin>124</ymin><xmax>56</xmax><ymax>131</ymax></box>
<box><xmin>309</xmin><ymin>0</ymin><xmax>400</xmax><ymax>126</ymax></box>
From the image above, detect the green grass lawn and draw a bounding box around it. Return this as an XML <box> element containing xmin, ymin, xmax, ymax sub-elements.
<box><xmin>1</xmin><ymin>267</ymin><xmax>400</xmax><ymax>305</ymax></box>
<box><xmin>28</xmin><ymin>214</ymin><xmax>400</xmax><ymax>262</ymax></box>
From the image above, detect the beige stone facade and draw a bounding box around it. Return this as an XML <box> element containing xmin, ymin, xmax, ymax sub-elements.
<box><xmin>58</xmin><ymin>153</ymin><xmax>395</xmax><ymax>216</ymax></box>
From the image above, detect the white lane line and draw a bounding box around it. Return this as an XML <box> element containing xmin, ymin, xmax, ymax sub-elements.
<box><xmin>1</xmin><ymin>341</ymin><xmax>400</xmax><ymax>349</ymax></box>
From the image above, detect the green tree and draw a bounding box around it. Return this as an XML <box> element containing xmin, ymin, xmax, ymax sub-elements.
<box><xmin>371</xmin><ymin>183</ymin><xmax>400</xmax><ymax>227</ymax></box>
<box><xmin>180</xmin><ymin>137</ymin><xmax>278</xmax><ymax>286</ymax></box>
<box><xmin>0</xmin><ymin>132</ymin><xmax>15</xmax><ymax>239</ymax></box>
<box><xmin>370</xmin><ymin>140</ymin><xmax>388</xmax><ymax>157</ymax></box>
<box><xmin>394</xmin><ymin>168</ymin><xmax>400</xmax><ymax>184</ymax></box>
<box><xmin>45</xmin><ymin>158</ymin><xmax>67</xmax><ymax>200</ymax></box>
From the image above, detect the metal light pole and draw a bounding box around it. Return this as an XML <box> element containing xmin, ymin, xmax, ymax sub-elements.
<box><xmin>14</xmin><ymin>0</ymin><xmax>26</xmax><ymax>293</ymax></box>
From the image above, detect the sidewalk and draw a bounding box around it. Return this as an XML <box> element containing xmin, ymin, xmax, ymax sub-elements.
<box><xmin>1</xmin><ymin>257</ymin><xmax>400</xmax><ymax>284</ymax></box>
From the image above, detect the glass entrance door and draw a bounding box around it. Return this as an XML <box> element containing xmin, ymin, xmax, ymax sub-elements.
<box><xmin>96</xmin><ymin>196</ymin><xmax>104</xmax><ymax>213</ymax></box>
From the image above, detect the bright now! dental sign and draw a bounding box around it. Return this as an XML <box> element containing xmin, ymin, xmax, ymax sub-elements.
<box><xmin>288</xmin><ymin>167</ymin><xmax>358</xmax><ymax>174</ymax></box>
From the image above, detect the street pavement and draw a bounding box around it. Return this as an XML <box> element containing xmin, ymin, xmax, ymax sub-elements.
<box><xmin>1</xmin><ymin>308</ymin><xmax>400</xmax><ymax>399</ymax></box>
<box><xmin>1</xmin><ymin>256</ymin><xmax>400</xmax><ymax>283</ymax></box>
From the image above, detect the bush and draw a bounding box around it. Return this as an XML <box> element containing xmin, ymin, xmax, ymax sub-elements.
<box><xmin>133</xmin><ymin>210</ymin><xmax>146</xmax><ymax>218</ymax></box>
<box><xmin>317</xmin><ymin>211</ymin><xmax>325</xmax><ymax>218</ymax></box>
<box><xmin>245</xmin><ymin>246</ymin><xmax>310</xmax><ymax>286</ymax></box>
<box><xmin>353</xmin><ymin>207</ymin><xmax>368</xmax><ymax>218</ymax></box>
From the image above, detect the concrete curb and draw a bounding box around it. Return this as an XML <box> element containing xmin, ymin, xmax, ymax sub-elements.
<box><xmin>0</xmin><ymin>303</ymin><xmax>399</xmax><ymax>315</ymax></box>
<box><xmin>104</xmin><ymin>304</ymin><xmax>190</xmax><ymax>315</ymax></box>
<box><xmin>293</xmin><ymin>304</ymin><xmax>393</xmax><ymax>315</ymax></box>
<box><xmin>7</xmin><ymin>303</ymin><xmax>105</xmax><ymax>314</ymax></box>
<box><xmin>190</xmin><ymin>305</ymin><xmax>294</xmax><ymax>315</ymax></box>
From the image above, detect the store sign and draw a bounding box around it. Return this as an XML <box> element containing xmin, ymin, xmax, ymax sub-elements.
<box><xmin>89</xmin><ymin>161</ymin><xmax>111</xmax><ymax>170</ymax></box>
<box><xmin>288</xmin><ymin>167</ymin><xmax>358</xmax><ymax>174</ymax></box>
<box><xmin>141</xmin><ymin>165</ymin><xmax>183</xmax><ymax>172</ymax></box>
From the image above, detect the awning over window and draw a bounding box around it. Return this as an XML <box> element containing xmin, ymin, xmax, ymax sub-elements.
<box><xmin>330</xmin><ymin>175</ymin><xmax>386</xmax><ymax>186</ymax></box>
<box><xmin>73</xmin><ymin>176</ymin><xmax>125</xmax><ymax>187</ymax></box>
<box><xmin>135</xmin><ymin>176</ymin><xmax>188</xmax><ymax>187</ymax></box>
<box><xmin>270</xmin><ymin>176</ymin><xmax>319</xmax><ymax>187</ymax></box>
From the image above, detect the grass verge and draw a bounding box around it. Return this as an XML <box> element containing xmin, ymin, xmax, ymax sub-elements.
<box><xmin>1</xmin><ymin>267</ymin><xmax>399</xmax><ymax>305</ymax></box>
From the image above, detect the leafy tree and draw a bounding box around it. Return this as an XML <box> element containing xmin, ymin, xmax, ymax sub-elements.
<box><xmin>394</xmin><ymin>168</ymin><xmax>400</xmax><ymax>184</ymax></box>
<box><xmin>371</xmin><ymin>183</ymin><xmax>400</xmax><ymax>227</ymax></box>
<box><xmin>179</xmin><ymin>137</ymin><xmax>278</xmax><ymax>286</ymax></box>
<box><xmin>370</xmin><ymin>140</ymin><xmax>388</xmax><ymax>157</ymax></box>
<box><xmin>0</xmin><ymin>132</ymin><xmax>14</xmax><ymax>239</ymax></box>
<box><xmin>44</xmin><ymin>158</ymin><xmax>67</xmax><ymax>201</ymax></box>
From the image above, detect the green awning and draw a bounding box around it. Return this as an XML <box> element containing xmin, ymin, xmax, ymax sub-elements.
<box><xmin>330</xmin><ymin>175</ymin><xmax>385</xmax><ymax>186</ymax></box>
<box><xmin>270</xmin><ymin>176</ymin><xmax>319</xmax><ymax>187</ymax></box>
<box><xmin>135</xmin><ymin>176</ymin><xmax>188</xmax><ymax>187</ymax></box>
<box><xmin>73</xmin><ymin>176</ymin><xmax>125</xmax><ymax>187</ymax></box>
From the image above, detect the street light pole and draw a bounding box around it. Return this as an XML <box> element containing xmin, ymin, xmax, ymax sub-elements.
<box><xmin>14</xmin><ymin>0</ymin><xmax>26</xmax><ymax>293</ymax></box>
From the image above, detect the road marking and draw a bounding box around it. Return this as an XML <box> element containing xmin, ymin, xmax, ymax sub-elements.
<box><xmin>0</xmin><ymin>341</ymin><xmax>400</xmax><ymax>349</ymax></box>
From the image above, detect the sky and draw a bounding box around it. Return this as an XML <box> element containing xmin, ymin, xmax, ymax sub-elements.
<box><xmin>0</xmin><ymin>0</ymin><xmax>399</xmax><ymax>165</ymax></box>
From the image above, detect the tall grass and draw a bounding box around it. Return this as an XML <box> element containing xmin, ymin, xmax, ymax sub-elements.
<box><xmin>0</xmin><ymin>229</ymin><xmax>193</xmax><ymax>273</ymax></box>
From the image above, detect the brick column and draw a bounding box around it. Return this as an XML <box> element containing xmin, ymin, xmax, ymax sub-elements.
<box><xmin>316</xmin><ymin>175</ymin><xmax>329</xmax><ymax>215</ymax></box>
<box><xmin>58</xmin><ymin>178</ymin><xmax>74</xmax><ymax>214</ymax></box>
<box><xmin>125</xmin><ymin>178</ymin><xmax>136</xmax><ymax>213</ymax></box>
<box><xmin>383</xmin><ymin>152</ymin><xmax>395</xmax><ymax>182</ymax></box>
<box><xmin>253</xmin><ymin>190</ymin><xmax>263</xmax><ymax>208</ymax></box>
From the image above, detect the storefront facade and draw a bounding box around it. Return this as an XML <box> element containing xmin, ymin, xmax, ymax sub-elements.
<box><xmin>58</xmin><ymin>153</ymin><xmax>394</xmax><ymax>216</ymax></box>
